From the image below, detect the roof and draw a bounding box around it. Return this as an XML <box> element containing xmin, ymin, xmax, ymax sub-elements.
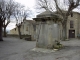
<box><xmin>37</xmin><ymin>10</ymin><xmax>57</xmax><ymax>18</ymax></box>
<box><xmin>24</xmin><ymin>20</ymin><xmax>36</xmax><ymax>24</ymax></box>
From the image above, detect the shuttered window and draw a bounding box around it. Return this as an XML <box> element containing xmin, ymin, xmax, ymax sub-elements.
<box><xmin>70</xmin><ymin>21</ymin><xmax>74</xmax><ymax>28</ymax></box>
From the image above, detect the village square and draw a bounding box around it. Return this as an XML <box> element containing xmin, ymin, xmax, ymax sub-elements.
<box><xmin>0</xmin><ymin>0</ymin><xmax>80</xmax><ymax>60</ymax></box>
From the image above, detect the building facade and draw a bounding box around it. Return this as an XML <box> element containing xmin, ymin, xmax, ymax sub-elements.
<box><xmin>21</xmin><ymin>20</ymin><xmax>36</xmax><ymax>40</ymax></box>
<box><xmin>67</xmin><ymin>12</ymin><xmax>80</xmax><ymax>39</ymax></box>
<box><xmin>59</xmin><ymin>12</ymin><xmax>80</xmax><ymax>39</ymax></box>
<box><xmin>9</xmin><ymin>27</ymin><xmax>18</xmax><ymax>35</ymax></box>
<box><xmin>9</xmin><ymin>20</ymin><xmax>36</xmax><ymax>40</ymax></box>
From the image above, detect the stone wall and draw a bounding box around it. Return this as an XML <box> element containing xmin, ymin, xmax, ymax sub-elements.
<box><xmin>36</xmin><ymin>21</ymin><xmax>60</xmax><ymax>48</ymax></box>
<box><xmin>66</xmin><ymin>12</ymin><xmax>79</xmax><ymax>38</ymax></box>
<box><xmin>21</xmin><ymin>20</ymin><xmax>36</xmax><ymax>41</ymax></box>
<box><xmin>7</xmin><ymin>34</ymin><xmax>31</xmax><ymax>40</ymax></box>
<box><xmin>9</xmin><ymin>27</ymin><xmax>19</xmax><ymax>35</ymax></box>
<box><xmin>9</xmin><ymin>20</ymin><xmax>36</xmax><ymax>41</ymax></box>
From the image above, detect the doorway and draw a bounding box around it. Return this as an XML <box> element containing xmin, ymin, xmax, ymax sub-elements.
<box><xmin>69</xmin><ymin>30</ymin><xmax>75</xmax><ymax>38</ymax></box>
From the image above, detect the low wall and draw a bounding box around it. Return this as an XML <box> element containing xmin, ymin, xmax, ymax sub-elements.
<box><xmin>7</xmin><ymin>34</ymin><xmax>32</xmax><ymax>41</ymax></box>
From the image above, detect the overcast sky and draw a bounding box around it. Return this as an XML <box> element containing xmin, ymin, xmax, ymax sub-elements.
<box><xmin>7</xmin><ymin>0</ymin><xmax>36</xmax><ymax>31</ymax></box>
<box><xmin>15</xmin><ymin>0</ymin><xmax>35</xmax><ymax>8</ymax></box>
<box><xmin>7</xmin><ymin>0</ymin><xmax>80</xmax><ymax>31</ymax></box>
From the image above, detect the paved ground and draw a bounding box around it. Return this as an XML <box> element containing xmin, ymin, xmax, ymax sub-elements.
<box><xmin>0</xmin><ymin>37</ymin><xmax>80</xmax><ymax>60</ymax></box>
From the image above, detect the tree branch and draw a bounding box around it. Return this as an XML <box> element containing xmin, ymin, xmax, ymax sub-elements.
<box><xmin>54</xmin><ymin>0</ymin><xmax>64</xmax><ymax>16</ymax></box>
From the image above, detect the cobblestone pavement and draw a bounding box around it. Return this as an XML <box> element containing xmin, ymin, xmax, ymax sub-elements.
<box><xmin>0</xmin><ymin>37</ymin><xmax>80</xmax><ymax>60</ymax></box>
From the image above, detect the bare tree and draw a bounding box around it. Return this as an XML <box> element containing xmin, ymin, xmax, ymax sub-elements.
<box><xmin>3</xmin><ymin>0</ymin><xmax>16</xmax><ymax>37</ymax></box>
<box><xmin>36</xmin><ymin>0</ymin><xmax>56</xmax><ymax>12</ymax></box>
<box><xmin>0</xmin><ymin>0</ymin><xmax>7</xmax><ymax>41</ymax></box>
<box><xmin>54</xmin><ymin>0</ymin><xmax>80</xmax><ymax>40</ymax></box>
<box><xmin>37</xmin><ymin>0</ymin><xmax>80</xmax><ymax>40</ymax></box>
<box><xmin>0</xmin><ymin>0</ymin><xmax>25</xmax><ymax>41</ymax></box>
<box><xmin>14</xmin><ymin>3</ymin><xmax>30</xmax><ymax>39</ymax></box>
<box><xmin>0</xmin><ymin>0</ymin><xmax>15</xmax><ymax>40</ymax></box>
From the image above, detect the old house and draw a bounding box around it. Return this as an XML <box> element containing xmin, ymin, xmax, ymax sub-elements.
<box><xmin>9</xmin><ymin>20</ymin><xmax>36</xmax><ymax>40</ymax></box>
<box><xmin>9</xmin><ymin>27</ymin><xmax>18</xmax><ymax>35</ymax></box>
<box><xmin>58</xmin><ymin>11</ymin><xmax>80</xmax><ymax>39</ymax></box>
<box><xmin>66</xmin><ymin>12</ymin><xmax>80</xmax><ymax>39</ymax></box>
<box><xmin>21</xmin><ymin>20</ymin><xmax>36</xmax><ymax>40</ymax></box>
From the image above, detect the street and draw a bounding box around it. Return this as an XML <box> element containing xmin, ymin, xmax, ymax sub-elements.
<box><xmin>0</xmin><ymin>37</ymin><xmax>80</xmax><ymax>60</ymax></box>
<box><xmin>0</xmin><ymin>37</ymin><xmax>36</xmax><ymax>60</ymax></box>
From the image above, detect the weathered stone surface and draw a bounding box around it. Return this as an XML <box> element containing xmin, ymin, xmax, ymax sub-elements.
<box><xmin>34</xmin><ymin>10</ymin><xmax>62</xmax><ymax>49</ymax></box>
<box><xmin>36</xmin><ymin>22</ymin><xmax>60</xmax><ymax>48</ymax></box>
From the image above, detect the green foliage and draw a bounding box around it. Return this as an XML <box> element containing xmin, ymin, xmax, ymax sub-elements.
<box><xmin>53</xmin><ymin>40</ymin><xmax>63</xmax><ymax>49</ymax></box>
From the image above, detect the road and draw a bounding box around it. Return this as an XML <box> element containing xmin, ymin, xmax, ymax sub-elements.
<box><xmin>0</xmin><ymin>37</ymin><xmax>80</xmax><ymax>60</ymax></box>
<box><xmin>0</xmin><ymin>37</ymin><xmax>36</xmax><ymax>60</ymax></box>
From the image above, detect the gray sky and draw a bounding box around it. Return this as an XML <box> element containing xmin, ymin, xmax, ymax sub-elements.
<box><xmin>15</xmin><ymin>0</ymin><xmax>35</xmax><ymax>8</ymax></box>
<box><xmin>7</xmin><ymin>0</ymin><xmax>80</xmax><ymax>31</ymax></box>
<box><xmin>7</xmin><ymin>0</ymin><xmax>36</xmax><ymax>30</ymax></box>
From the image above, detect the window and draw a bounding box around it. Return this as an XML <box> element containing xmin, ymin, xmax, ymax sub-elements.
<box><xmin>71</xmin><ymin>12</ymin><xmax>73</xmax><ymax>17</ymax></box>
<box><xmin>70</xmin><ymin>21</ymin><xmax>74</xmax><ymax>28</ymax></box>
<box><xmin>26</xmin><ymin>27</ymin><xmax>28</xmax><ymax>31</ymax></box>
<box><xmin>23</xmin><ymin>25</ymin><xmax>24</xmax><ymax>29</ymax></box>
<box><xmin>33</xmin><ymin>25</ymin><xmax>36</xmax><ymax>31</ymax></box>
<box><xmin>15</xmin><ymin>28</ymin><xmax>16</xmax><ymax>31</ymax></box>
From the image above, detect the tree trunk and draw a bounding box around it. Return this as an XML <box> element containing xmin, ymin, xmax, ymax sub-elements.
<box><xmin>18</xmin><ymin>26</ymin><xmax>22</xmax><ymax>39</ymax></box>
<box><xmin>0</xmin><ymin>19</ymin><xmax>3</xmax><ymax>41</ymax></box>
<box><xmin>0</xmin><ymin>24</ymin><xmax>3</xmax><ymax>41</ymax></box>
<box><xmin>62</xmin><ymin>17</ymin><xmax>67</xmax><ymax>40</ymax></box>
<box><xmin>62</xmin><ymin>17</ymin><xmax>68</xmax><ymax>40</ymax></box>
<box><xmin>62</xmin><ymin>24</ymin><xmax>67</xmax><ymax>40</ymax></box>
<box><xmin>3</xmin><ymin>26</ymin><xmax>7</xmax><ymax>37</ymax></box>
